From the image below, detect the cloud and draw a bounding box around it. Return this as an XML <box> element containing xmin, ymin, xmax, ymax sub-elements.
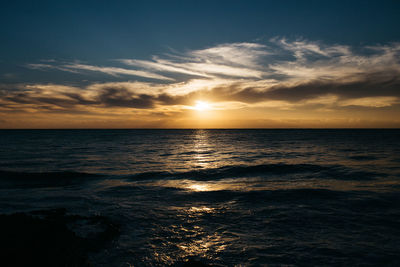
<box><xmin>26</xmin><ymin>39</ymin><xmax>400</xmax><ymax>87</ymax></box>
<box><xmin>191</xmin><ymin>42</ymin><xmax>269</xmax><ymax>66</ymax></box>
<box><xmin>120</xmin><ymin>42</ymin><xmax>269</xmax><ymax>79</ymax></box>
<box><xmin>226</xmin><ymin>71</ymin><xmax>400</xmax><ymax>103</ymax></box>
<box><xmin>27</xmin><ymin>62</ymin><xmax>173</xmax><ymax>81</ymax></box>
<box><xmin>0</xmin><ymin>82</ymin><xmax>190</xmax><ymax>112</ymax></box>
<box><xmin>339</xmin><ymin>97</ymin><xmax>399</xmax><ymax>107</ymax></box>
<box><xmin>268</xmin><ymin>39</ymin><xmax>400</xmax><ymax>82</ymax></box>
<box><xmin>6</xmin><ymin>38</ymin><xmax>400</xmax><ymax>118</ymax></box>
<box><xmin>271</xmin><ymin>38</ymin><xmax>352</xmax><ymax>60</ymax></box>
<box><xmin>64</xmin><ymin>63</ymin><xmax>173</xmax><ymax>81</ymax></box>
<box><xmin>26</xmin><ymin>63</ymin><xmax>81</xmax><ymax>74</ymax></box>
<box><xmin>2</xmin><ymin>71</ymin><xmax>399</xmax><ymax>115</ymax></box>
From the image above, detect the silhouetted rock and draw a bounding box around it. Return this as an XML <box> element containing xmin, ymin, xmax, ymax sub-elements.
<box><xmin>0</xmin><ymin>208</ymin><xmax>119</xmax><ymax>267</ymax></box>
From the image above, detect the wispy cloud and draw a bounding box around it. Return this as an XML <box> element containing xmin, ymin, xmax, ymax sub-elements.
<box><xmin>120</xmin><ymin>42</ymin><xmax>269</xmax><ymax>79</ymax></box>
<box><xmin>64</xmin><ymin>63</ymin><xmax>173</xmax><ymax>81</ymax></box>
<box><xmin>26</xmin><ymin>63</ymin><xmax>81</xmax><ymax>74</ymax></box>
<box><xmin>27</xmin><ymin>39</ymin><xmax>400</xmax><ymax>86</ymax></box>
<box><xmin>27</xmin><ymin>62</ymin><xmax>173</xmax><ymax>81</ymax></box>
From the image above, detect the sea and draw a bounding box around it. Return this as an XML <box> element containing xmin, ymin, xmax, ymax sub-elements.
<box><xmin>1</xmin><ymin>129</ymin><xmax>400</xmax><ymax>266</ymax></box>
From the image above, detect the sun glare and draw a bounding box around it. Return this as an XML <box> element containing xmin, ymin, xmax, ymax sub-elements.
<box><xmin>194</xmin><ymin>100</ymin><xmax>211</xmax><ymax>111</ymax></box>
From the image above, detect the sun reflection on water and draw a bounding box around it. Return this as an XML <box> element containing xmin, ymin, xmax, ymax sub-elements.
<box><xmin>190</xmin><ymin>129</ymin><xmax>216</xmax><ymax>169</ymax></box>
<box><xmin>187</xmin><ymin>183</ymin><xmax>211</xmax><ymax>192</ymax></box>
<box><xmin>171</xmin><ymin>205</ymin><xmax>227</xmax><ymax>261</ymax></box>
<box><xmin>146</xmin><ymin>204</ymin><xmax>230</xmax><ymax>265</ymax></box>
<box><xmin>177</xmin><ymin>232</ymin><xmax>227</xmax><ymax>258</ymax></box>
<box><xmin>188</xmin><ymin>206</ymin><xmax>214</xmax><ymax>213</ymax></box>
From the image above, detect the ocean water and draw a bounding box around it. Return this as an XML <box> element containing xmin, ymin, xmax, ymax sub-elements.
<box><xmin>1</xmin><ymin>129</ymin><xmax>400</xmax><ymax>266</ymax></box>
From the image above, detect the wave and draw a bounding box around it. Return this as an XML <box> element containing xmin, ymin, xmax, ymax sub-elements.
<box><xmin>167</xmin><ymin>187</ymin><xmax>352</xmax><ymax>204</ymax></box>
<box><xmin>178</xmin><ymin>150</ymin><xmax>217</xmax><ymax>155</ymax></box>
<box><xmin>0</xmin><ymin>162</ymin><xmax>385</xmax><ymax>189</ymax></box>
<box><xmin>127</xmin><ymin>163</ymin><xmax>383</xmax><ymax>181</ymax></box>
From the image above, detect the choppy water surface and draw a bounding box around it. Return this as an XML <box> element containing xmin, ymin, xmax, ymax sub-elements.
<box><xmin>1</xmin><ymin>129</ymin><xmax>400</xmax><ymax>266</ymax></box>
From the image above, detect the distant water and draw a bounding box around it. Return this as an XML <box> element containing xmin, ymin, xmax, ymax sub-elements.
<box><xmin>1</xmin><ymin>129</ymin><xmax>400</xmax><ymax>266</ymax></box>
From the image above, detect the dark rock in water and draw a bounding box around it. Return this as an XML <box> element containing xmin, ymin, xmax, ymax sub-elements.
<box><xmin>0</xmin><ymin>208</ymin><xmax>119</xmax><ymax>267</ymax></box>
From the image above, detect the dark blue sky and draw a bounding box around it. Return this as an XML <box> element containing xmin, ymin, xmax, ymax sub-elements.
<box><xmin>2</xmin><ymin>0</ymin><xmax>400</xmax><ymax>62</ymax></box>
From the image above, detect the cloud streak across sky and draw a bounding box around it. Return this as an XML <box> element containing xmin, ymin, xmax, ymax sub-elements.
<box><xmin>1</xmin><ymin>38</ymin><xmax>400</xmax><ymax>128</ymax></box>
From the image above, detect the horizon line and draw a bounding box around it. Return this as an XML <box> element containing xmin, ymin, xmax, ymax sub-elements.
<box><xmin>1</xmin><ymin>128</ymin><xmax>399</xmax><ymax>130</ymax></box>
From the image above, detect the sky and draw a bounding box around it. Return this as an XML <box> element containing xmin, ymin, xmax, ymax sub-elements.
<box><xmin>1</xmin><ymin>0</ymin><xmax>400</xmax><ymax>128</ymax></box>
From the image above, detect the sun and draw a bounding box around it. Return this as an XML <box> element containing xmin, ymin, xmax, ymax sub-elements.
<box><xmin>194</xmin><ymin>100</ymin><xmax>211</xmax><ymax>111</ymax></box>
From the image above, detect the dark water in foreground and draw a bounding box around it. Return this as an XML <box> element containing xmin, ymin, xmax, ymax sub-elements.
<box><xmin>1</xmin><ymin>129</ymin><xmax>400</xmax><ymax>266</ymax></box>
